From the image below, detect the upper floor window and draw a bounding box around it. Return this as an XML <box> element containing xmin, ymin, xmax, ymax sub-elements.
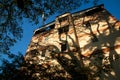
<box><xmin>58</xmin><ymin>25</ymin><xmax>69</xmax><ymax>34</ymax></box>
<box><xmin>60</xmin><ymin>41</ymin><xmax>68</xmax><ymax>52</ymax></box>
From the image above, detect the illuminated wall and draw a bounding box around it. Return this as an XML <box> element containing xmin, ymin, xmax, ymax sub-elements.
<box><xmin>24</xmin><ymin>4</ymin><xmax>120</xmax><ymax>80</ymax></box>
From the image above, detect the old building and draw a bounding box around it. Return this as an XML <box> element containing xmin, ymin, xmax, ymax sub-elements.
<box><xmin>24</xmin><ymin>4</ymin><xmax>120</xmax><ymax>80</ymax></box>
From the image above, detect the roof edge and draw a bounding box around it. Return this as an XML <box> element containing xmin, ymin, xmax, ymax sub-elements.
<box><xmin>72</xmin><ymin>4</ymin><xmax>104</xmax><ymax>15</ymax></box>
<box><xmin>34</xmin><ymin>4</ymin><xmax>104</xmax><ymax>35</ymax></box>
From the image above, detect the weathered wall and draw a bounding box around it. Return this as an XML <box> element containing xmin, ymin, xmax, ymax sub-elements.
<box><xmin>24</xmin><ymin>4</ymin><xmax>120</xmax><ymax>80</ymax></box>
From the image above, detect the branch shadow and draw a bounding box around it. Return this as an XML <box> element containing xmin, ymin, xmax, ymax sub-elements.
<box><xmin>82</xmin><ymin>10</ymin><xmax>120</xmax><ymax>79</ymax></box>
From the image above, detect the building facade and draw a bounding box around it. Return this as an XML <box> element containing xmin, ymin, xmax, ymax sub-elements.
<box><xmin>24</xmin><ymin>4</ymin><xmax>120</xmax><ymax>80</ymax></box>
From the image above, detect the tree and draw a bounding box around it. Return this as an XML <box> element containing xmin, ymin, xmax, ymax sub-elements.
<box><xmin>0</xmin><ymin>0</ymin><xmax>100</xmax><ymax>55</ymax></box>
<box><xmin>0</xmin><ymin>52</ymin><xmax>24</xmax><ymax>80</ymax></box>
<box><xmin>0</xmin><ymin>0</ymin><xmax>100</xmax><ymax>79</ymax></box>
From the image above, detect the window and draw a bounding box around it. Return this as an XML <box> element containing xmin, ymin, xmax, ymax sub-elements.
<box><xmin>58</xmin><ymin>25</ymin><xmax>69</xmax><ymax>34</ymax></box>
<box><xmin>64</xmin><ymin>25</ymin><xmax>69</xmax><ymax>32</ymax></box>
<box><xmin>58</xmin><ymin>27</ymin><xmax>64</xmax><ymax>34</ymax></box>
<box><xmin>60</xmin><ymin>41</ymin><xmax>67</xmax><ymax>52</ymax></box>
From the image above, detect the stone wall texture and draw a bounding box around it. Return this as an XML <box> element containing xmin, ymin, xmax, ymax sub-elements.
<box><xmin>24</xmin><ymin>4</ymin><xmax>120</xmax><ymax>80</ymax></box>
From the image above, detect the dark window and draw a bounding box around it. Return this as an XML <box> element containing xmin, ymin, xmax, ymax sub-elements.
<box><xmin>58</xmin><ymin>25</ymin><xmax>69</xmax><ymax>34</ymax></box>
<box><xmin>58</xmin><ymin>27</ymin><xmax>64</xmax><ymax>34</ymax></box>
<box><xmin>60</xmin><ymin>41</ymin><xmax>67</xmax><ymax>52</ymax></box>
<box><xmin>64</xmin><ymin>25</ymin><xmax>69</xmax><ymax>32</ymax></box>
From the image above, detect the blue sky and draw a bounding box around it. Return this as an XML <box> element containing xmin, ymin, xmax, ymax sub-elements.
<box><xmin>10</xmin><ymin>0</ymin><xmax>120</xmax><ymax>55</ymax></box>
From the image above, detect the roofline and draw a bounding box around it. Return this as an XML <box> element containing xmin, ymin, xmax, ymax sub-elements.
<box><xmin>34</xmin><ymin>4</ymin><xmax>104</xmax><ymax>35</ymax></box>
<box><xmin>34</xmin><ymin>21</ymin><xmax>55</xmax><ymax>34</ymax></box>
<box><xmin>72</xmin><ymin>4</ymin><xmax>104</xmax><ymax>15</ymax></box>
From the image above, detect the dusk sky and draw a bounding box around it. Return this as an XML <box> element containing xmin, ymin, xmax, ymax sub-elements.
<box><xmin>10</xmin><ymin>0</ymin><xmax>120</xmax><ymax>55</ymax></box>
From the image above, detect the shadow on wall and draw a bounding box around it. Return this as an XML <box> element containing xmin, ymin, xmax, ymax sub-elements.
<box><xmin>82</xmin><ymin>9</ymin><xmax>120</xmax><ymax>80</ymax></box>
<box><xmin>22</xmin><ymin>8</ymin><xmax>120</xmax><ymax>80</ymax></box>
<box><xmin>23</xmin><ymin>38</ymin><xmax>88</xmax><ymax>80</ymax></box>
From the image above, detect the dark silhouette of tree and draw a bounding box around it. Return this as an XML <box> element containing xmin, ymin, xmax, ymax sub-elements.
<box><xmin>0</xmin><ymin>0</ymin><xmax>100</xmax><ymax>54</ymax></box>
<box><xmin>0</xmin><ymin>52</ymin><xmax>24</xmax><ymax>80</ymax></box>
<box><xmin>0</xmin><ymin>0</ymin><xmax>100</xmax><ymax>79</ymax></box>
<box><xmin>82</xmin><ymin>8</ymin><xmax>120</xmax><ymax>79</ymax></box>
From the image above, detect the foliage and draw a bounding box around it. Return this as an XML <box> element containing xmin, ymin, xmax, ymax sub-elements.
<box><xmin>0</xmin><ymin>0</ymin><xmax>100</xmax><ymax>54</ymax></box>
<box><xmin>0</xmin><ymin>52</ymin><xmax>24</xmax><ymax>80</ymax></box>
<box><xmin>0</xmin><ymin>0</ymin><xmax>100</xmax><ymax>79</ymax></box>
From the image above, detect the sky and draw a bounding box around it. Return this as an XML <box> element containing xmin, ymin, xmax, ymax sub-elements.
<box><xmin>10</xmin><ymin>0</ymin><xmax>120</xmax><ymax>56</ymax></box>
